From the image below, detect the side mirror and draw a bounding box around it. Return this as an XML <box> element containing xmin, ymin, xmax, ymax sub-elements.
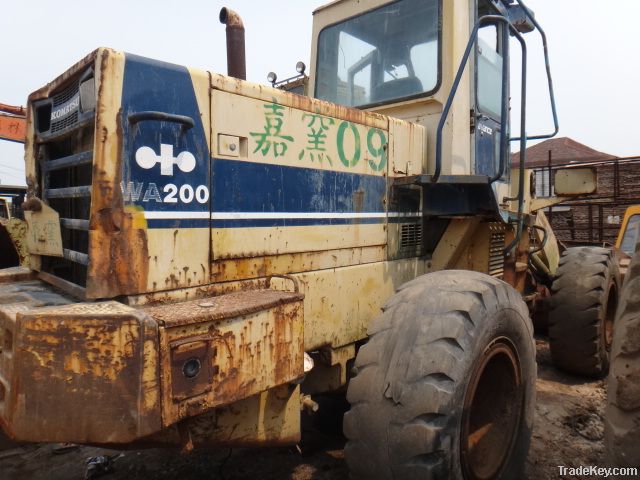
<box><xmin>553</xmin><ymin>167</ymin><xmax>597</xmax><ymax>196</ymax></box>
<box><xmin>505</xmin><ymin>4</ymin><xmax>535</xmax><ymax>34</ymax></box>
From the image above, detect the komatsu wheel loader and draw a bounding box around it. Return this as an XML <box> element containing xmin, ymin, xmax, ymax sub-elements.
<box><xmin>0</xmin><ymin>0</ymin><xmax>596</xmax><ymax>478</ymax></box>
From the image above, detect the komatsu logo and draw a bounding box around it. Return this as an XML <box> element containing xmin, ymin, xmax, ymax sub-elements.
<box><xmin>50</xmin><ymin>94</ymin><xmax>80</xmax><ymax>121</ymax></box>
<box><xmin>478</xmin><ymin>124</ymin><xmax>494</xmax><ymax>135</ymax></box>
<box><xmin>135</xmin><ymin>144</ymin><xmax>197</xmax><ymax>176</ymax></box>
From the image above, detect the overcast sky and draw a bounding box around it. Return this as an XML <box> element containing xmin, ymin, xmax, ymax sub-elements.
<box><xmin>1</xmin><ymin>0</ymin><xmax>639</xmax><ymax>186</ymax></box>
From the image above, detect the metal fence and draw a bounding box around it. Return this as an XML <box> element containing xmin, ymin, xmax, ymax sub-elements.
<box><xmin>531</xmin><ymin>156</ymin><xmax>640</xmax><ymax>246</ymax></box>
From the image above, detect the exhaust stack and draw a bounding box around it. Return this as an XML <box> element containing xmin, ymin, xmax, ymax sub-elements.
<box><xmin>219</xmin><ymin>7</ymin><xmax>246</xmax><ymax>80</ymax></box>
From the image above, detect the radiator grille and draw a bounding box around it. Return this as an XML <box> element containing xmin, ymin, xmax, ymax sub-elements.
<box><xmin>36</xmin><ymin>70</ymin><xmax>95</xmax><ymax>290</ymax></box>
<box><xmin>400</xmin><ymin>223</ymin><xmax>423</xmax><ymax>250</ymax></box>
<box><xmin>50</xmin><ymin>81</ymin><xmax>81</xmax><ymax>134</ymax></box>
<box><xmin>52</xmin><ymin>82</ymin><xmax>79</xmax><ymax>106</ymax></box>
<box><xmin>51</xmin><ymin>111</ymin><xmax>79</xmax><ymax>134</ymax></box>
<box><xmin>489</xmin><ymin>230</ymin><xmax>505</xmax><ymax>278</ymax></box>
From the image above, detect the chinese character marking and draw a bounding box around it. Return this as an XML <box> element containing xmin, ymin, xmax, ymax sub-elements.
<box><xmin>250</xmin><ymin>102</ymin><xmax>294</xmax><ymax>157</ymax></box>
<box><xmin>299</xmin><ymin>113</ymin><xmax>335</xmax><ymax>164</ymax></box>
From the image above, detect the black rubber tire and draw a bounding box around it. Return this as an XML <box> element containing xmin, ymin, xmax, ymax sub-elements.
<box><xmin>605</xmin><ymin>251</ymin><xmax>640</xmax><ymax>468</ymax></box>
<box><xmin>548</xmin><ymin>247</ymin><xmax>620</xmax><ymax>377</ymax></box>
<box><xmin>344</xmin><ymin>270</ymin><xmax>536</xmax><ymax>480</ymax></box>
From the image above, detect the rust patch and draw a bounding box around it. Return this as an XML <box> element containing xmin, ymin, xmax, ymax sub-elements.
<box><xmin>272</xmin><ymin>305</ymin><xmax>296</xmax><ymax>384</ymax></box>
<box><xmin>142</xmin><ymin>384</ymin><xmax>302</xmax><ymax>449</ymax></box>
<box><xmin>20</xmin><ymin>197</ymin><xmax>41</xmax><ymax>212</ymax></box>
<box><xmin>2</xmin><ymin>301</ymin><xmax>161</xmax><ymax>444</ymax></box>
<box><xmin>169</xmin><ymin>338</ymin><xmax>214</xmax><ymax>401</ymax></box>
<box><xmin>0</xmin><ymin>267</ymin><xmax>34</xmax><ymax>284</ymax></box>
<box><xmin>88</xmin><ymin>207</ymin><xmax>149</xmax><ymax>298</ymax></box>
<box><xmin>127</xmin><ymin>278</ymin><xmax>273</xmax><ymax>307</ymax></box>
<box><xmin>145</xmin><ymin>289</ymin><xmax>303</xmax><ymax>327</ymax></box>
<box><xmin>149</xmin><ymin>290</ymin><xmax>304</xmax><ymax>427</ymax></box>
<box><xmin>87</xmin><ymin>53</ymin><xmax>150</xmax><ymax>298</ymax></box>
<box><xmin>5</xmin><ymin>219</ymin><xmax>29</xmax><ymax>266</ymax></box>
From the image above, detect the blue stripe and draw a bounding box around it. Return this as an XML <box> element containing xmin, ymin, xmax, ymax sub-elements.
<box><xmin>212</xmin><ymin>158</ymin><xmax>387</xmax><ymax>216</ymax></box>
<box><xmin>145</xmin><ymin>216</ymin><xmax>419</xmax><ymax>229</ymax></box>
<box><xmin>140</xmin><ymin>158</ymin><xmax>422</xmax><ymax>228</ymax></box>
<box><xmin>147</xmin><ymin>218</ymin><xmax>209</xmax><ymax>229</ymax></box>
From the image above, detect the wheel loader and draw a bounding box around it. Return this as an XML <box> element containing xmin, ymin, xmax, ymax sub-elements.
<box><xmin>615</xmin><ymin>205</ymin><xmax>640</xmax><ymax>278</ymax></box>
<box><xmin>0</xmin><ymin>0</ymin><xmax>597</xmax><ymax>478</ymax></box>
<box><xmin>605</xmin><ymin>208</ymin><xmax>640</xmax><ymax>470</ymax></box>
<box><xmin>546</xmin><ymin>205</ymin><xmax>640</xmax><ymax>378</ymax></box>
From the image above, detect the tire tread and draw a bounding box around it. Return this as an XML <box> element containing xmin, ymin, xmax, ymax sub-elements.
<box><xmin>548</xmin><ymin>247</ymin><xmax>620</xmax><ymax>376</ymax></box>
<box><xmin>344</xmin><ymin>270</ymin><xmax>535</xmax><ymax>479</ymax></box>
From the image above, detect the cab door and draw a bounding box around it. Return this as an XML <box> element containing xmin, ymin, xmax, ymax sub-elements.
<box><xmin>474</xmin><ymin>21</ymin><xmax>509</xmax><ymax>180</ymax></box>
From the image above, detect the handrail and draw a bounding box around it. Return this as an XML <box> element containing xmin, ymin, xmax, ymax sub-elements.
<box><xmin>510</xmin><ymin>0</ymin><xmax>559</xmax><ymax>141</ymax></box>
<box><xmin>434</xmin><ymin>15</ymin><xmax>527</xmax><ymax>185</ymax></box>
<box><xmin>128</xmin><ymin>111</ymin><xmax>195</xmax><ymax>131</ymax></box>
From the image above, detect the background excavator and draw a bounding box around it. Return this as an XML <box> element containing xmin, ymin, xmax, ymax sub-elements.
<box><xmin>0</xmin><ymin>103</ymin><xmax>26</xmax><ymax>144</ymax></box>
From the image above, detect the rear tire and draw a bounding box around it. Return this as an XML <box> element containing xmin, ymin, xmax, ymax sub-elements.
<box><xmin>605</xmin><ymin>251</ymin><xmax>640</xmax><ymax>468</ymax></box>
<box><xmin>344</xmin><ymin>270</ymin><xmax>536</xmax><ymax>480</ymax></box>
<box><xmin>548</xmin><ymin>247</ymin><xmax>620</xmax><ymax>377</ymax></box>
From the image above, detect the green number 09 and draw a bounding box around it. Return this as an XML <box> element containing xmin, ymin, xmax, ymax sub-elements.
<box><xmin>367</xmin><ymin>129</ymin><xmax>387</xmax><ymax>171</ymax></box>
<box><xmin>337</xmin><ymin>122</ymin><xmax>387</xmax><ymax>172</ymax></box>
<box><xmin>337</xmin><ymin>122</ymin><xmax>362</xmax><ymax>168</ymax></box>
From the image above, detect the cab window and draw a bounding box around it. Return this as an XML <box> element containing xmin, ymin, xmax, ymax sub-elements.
<box><xmin>315</xmin><ymin>0</ymin><xmax>440</xmax><ymax>107</ymax></box>
<box><xmin>620</xmin><ymin>214</ymin><xmax>640</xmax><ymax>256</ymax></box>
<box><xmin>477</xmin><ymin>24</ymin><xmax>504</xmax><ymax>120</ymax></box>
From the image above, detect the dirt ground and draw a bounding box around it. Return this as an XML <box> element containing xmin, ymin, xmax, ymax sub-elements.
<box><xmin>0</xmin><ymin>336</ymin><xmax>606</xmax><ymax>480</ymax></box>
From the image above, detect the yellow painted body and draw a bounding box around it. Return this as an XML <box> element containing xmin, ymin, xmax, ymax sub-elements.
<box><xmin>616</xmin><ymin>205</ymin><xmax>640</xmax><ymax>252</ymax></box>
<box><xmin>0</xmin><ymin>0</ymin><xmax>570</xmax><ymax>449</ymax></box>
<box><xmin>615</xmin><ymin>205</ymin><xmax>640</xmax><ymax>279</ymax></box>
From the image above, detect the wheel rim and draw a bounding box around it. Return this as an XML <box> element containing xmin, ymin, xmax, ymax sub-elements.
<box><xmin>604</xmin><ymin>284</ymin><xmax>618</xmax><ymax>351</ymax></box>
<box><xmin>461</xmin><ymin>338</ymin><xmax>523</xmax><ymax>480</ymax></box>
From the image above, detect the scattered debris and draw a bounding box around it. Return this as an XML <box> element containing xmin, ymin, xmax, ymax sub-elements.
<box><xmin>52</xmin><ymin>443</ymin><xmax>80</xmax><ymax>455</ymax></box>
<box><xmin>84</xmin><ymin>454</ymin><xmax>123</xmax><ymax>480</ymax></box>
<box><xmin>563</xmin><ymin>410</ymin><xmax>604</xmax><ymax>442</ymax></box>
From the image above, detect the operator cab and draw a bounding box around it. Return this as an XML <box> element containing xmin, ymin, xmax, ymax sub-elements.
<box><xmin>311</xmin><ymin>0</ymin><xmax>537</xmax><ymax>187</ymax></box>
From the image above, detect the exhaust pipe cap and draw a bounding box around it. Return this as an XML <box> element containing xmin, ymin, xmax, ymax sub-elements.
<box><xmin>219</xmin><ymin>7</ymin><xmax>244</xmax><ymax>28</ymax></box>
<box><xmin>219</xmin><ymin>7</ymin><xmax>229</xmax><ymax>24</ymax></box>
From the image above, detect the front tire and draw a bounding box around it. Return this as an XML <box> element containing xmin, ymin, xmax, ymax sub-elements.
<box><xmin>344</xmin><ymin>270</ymin><xmax>536</xmax><ymax>480</ymax></box>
